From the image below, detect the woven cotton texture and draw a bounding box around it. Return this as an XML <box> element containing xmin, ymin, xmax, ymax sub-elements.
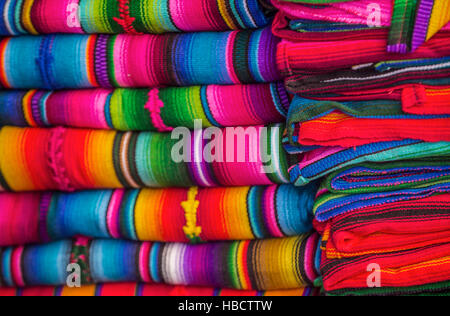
<box><xmin>0</xmin><ymin>28</ymin><xmax>280</xmax><ymax>89</ymax></box>
<box><xmin>0</xmin><ymin>283</ymin><xmax>320</xmax><ymax>297</ymax></box>
<box><xmin>286</xmin><ymin>140</ymin><xmax>450</xmax><ymax>186</ymax></box>
<box><xmin>0</xmin><ymin>125</ymin><xmax>290</xmax><ymax>191</ymax></box>
<box><xmin>0</xmin><ymin>83</ymin><xmax>289</xmax><ymax>131</ymax></box>
<box><xmin>0</xmin><ymin>235</ymin><xmax>320</xmax><ymax>290</ymax></box>
<box><xmin>0</xmin><ymin>183</ymin><xmax>319</xmax><ymax>246</ymax></box>
<box><xmin>0</xmin><ymin>0</ymin><xmax>271</xmax><ymax>35</ymax></box>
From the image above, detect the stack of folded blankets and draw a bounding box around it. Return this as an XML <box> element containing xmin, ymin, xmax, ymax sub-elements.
<box><xmin>0</xmin><ymin>0</ymin><xmax>322</xmax><ymax>297</ymax></box>
<box><xmin>276</xmin><ymin>0</ymin><xmax>450</xmax><ymax>295</ymax></box>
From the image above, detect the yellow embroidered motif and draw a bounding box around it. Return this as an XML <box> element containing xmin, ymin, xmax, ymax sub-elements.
<box><xmin>181</xmin><ymin>187</ymin><xmax>202</xmax><ymax>243</ymax></box>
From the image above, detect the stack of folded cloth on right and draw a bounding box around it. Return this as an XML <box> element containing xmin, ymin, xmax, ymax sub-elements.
<box><xmin>0</xmin><ymin>0</ymin><xmax>322</xmax><ymax>297</ymax></box>
<box><xmin>275</xmin><ymin>0</ymin><xmax>450</xmax><ymax>296</ymax></box>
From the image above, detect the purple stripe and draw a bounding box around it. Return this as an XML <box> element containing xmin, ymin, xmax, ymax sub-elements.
<box><xmin>95</xmin><ymin>35</ymin><xmax>113</xmax><ymax>88</ymax></box>
<box><xmin>38</xmin><ymin>193</ymin><xmax>52</xmax><ymax>243</ymax></box>
<box><xmin>30</xmin><ymin>91</ymin><xmax>46</xmax><ymax>126</ymax></box>
<box><xmin>411</xmin><ymin>0</ymin><xmax>435</xmax><ymax>51</ymax></box>
<box><xmin>387</xmin><ymin>43</ymin><xmax>408</xmax><ymax>54</ymax></box>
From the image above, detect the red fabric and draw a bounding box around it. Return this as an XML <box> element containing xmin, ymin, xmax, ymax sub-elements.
<box><xmin>315</xmin><ymin>194</ymin><xmax>450</xmax><ymax>259</ymax></box>
<box><xmin>296</xmin><ymin>111</ymin><xmax>450</xmax><ymax>147</ymax></box>
<box><xmin>271</xmin><ymin>11</ymin><xmax>389</xmax><ymax>42</ymax></box>
<box><xmin>321</xmin><ymin>242</ymin><xmax>450</xmax><ymax>291</ymax></box>
<box><xmin>277</xmin><ymin>32</ymin><xmax>450</xmax><ymax>76</ymax></box>
<box><xmin>402</xmin><ymin>86</ymin><xmax>450</xmax><ymax>115</ymax></box>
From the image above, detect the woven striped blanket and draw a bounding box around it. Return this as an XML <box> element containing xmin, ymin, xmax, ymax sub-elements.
<box><xmin>315</xmin><ymin>193</ymin><xmax>450</xmax><ymax>259</ymax></box>
<box><xmin>0</xmin><ymin>235</ymin><xmax>320</xmax><ymax>290</ymax></box>
<box><xmin>286</xmin><ymin>95</ymin><xmax>450</xmax><ymax>129</ymax></box>
<box><xmin>0</xmin><ymin>183</ymin><xmax>319</xmax><ymax>246</ymax></box>
<box><xmin>0</xmin><ymin>84</ymin><xmax>289</xmax><ymax>131</ymax></box>
<box><xmin>313</xmin><ymin>161</ymin><xmax>450</xmax><ymax>221</ymax></box>
<box><xmin>272</xmin><ymin>0</ymin><xmax>450</xmax><ymax>53</ymax></box>
<box><xmin>0</xmin><ymin>0</ymin><xmax>272</xmax><ymax>35</ymax></box>
<box><xmin>0</xmin><ymin>125</ymin><xmax>291</xmax><ymax>191</ymax></box>
<box><xmin>285</xmin><ymin>139</ymin><xmax>450</xmax><ymax>186</ymax></box>
<box><xmin>276</xmin><ymin>31</ymin><xmax>450</xmax><ymax>77</ymax></box>
<box><xmin>289</xmin><ymin>112</ymin><xmax>450</xmax><ymax>147</ymax></box>
<box><xmin>320</xmin><ymin>240</ymin><xmax>450</xmax><ymax>293</ymax></box>
<box><xmin>0</xmin><ymin>28</ymin><xmax>280</xmax><ymax>89</ymax></box>
<box><xmin>285</xmin><ymin>57</ymin><xmax>450</xmax><ymax>95</ymax></box>
<box><xmin>326</xmin><ymin>281</ymin><xmax>450</xmax><ymax>296</ymax></box>
<box><xmin>0</xmin><ymin>283</ymin><xmax>320</xmax><ymax>297</ymax></box>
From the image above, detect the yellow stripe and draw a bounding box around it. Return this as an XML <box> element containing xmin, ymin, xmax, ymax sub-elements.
<box><xmin>217</xmin><ymin>0</ymin><xmax>237</xmax><ymax>29</ymax></box>
<box><xmin>224</xmin><ymin>187</ymin><xmax>254</xmax><ymax>240</ymax></box>
<box><xmin>61</xmin><ymin>285</ymin><xmax>97</xmax><ymax>296</ymax></box>
<box><xmin>22</xmin><ymin>90</ymin><xmax>37</xmax><ymax>127</ymax></box>
<box><xmin>86</xmin><ymin>130</ymin><xmax>121</xmax><ymax>188</ymax></box>
<box><xmin>236</xmin><ymin>241</ymin><xmax>250</xmax><ymax>290</ymax></box>
<box><xmin>135</xmin><ymin>189</ymin><xmax>166</xmax><ymax>241</ymax></box>
<box><xmin>426</xmin><ymin>1</ymin><xmax>450</xmax><ymax>40</ymax></box>
<box><xmin>381</xmin><ymin>256</ymin><xmax>450</xmax><ymax>275</ymax></box>
<box><xmin>21</xmin><ymin>0</ymin><xmax>39</xmax><ymax>35</ymax></box>
<box><xmin>0</xmin><ymin>127</ymin><xmax>34</xmax><ymax>191</ymax></box>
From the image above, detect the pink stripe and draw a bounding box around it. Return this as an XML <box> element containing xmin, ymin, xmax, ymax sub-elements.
<box><xmin>11</xmin><ymin>246</ymin><xmax>25</xmax><ymax>287</ymax></box>
<box><xmin>303</xmin><ymin>233</ymin><xmax>319</xmax><ymax>283</ymax></box>
<box><xmin>112</xmin><ymin>35</ymin><xmax>131</xmax><ymax>87</ymax></box>
<box><xmin>225</xmin><ymin>31</ymin><xmax>240</xmax><ymax>84</ymax></box>
<box><xmin>263</xmin><ymin>186</ymin><xmax>284</xmax><ymax>237</ymax></box>
<box><xmin>272</xmin><ymin>0</ymin><xmax>391</xmax><ymax>26</ymax></box>
<box><xmin>298</xmin><ymin>146</ymin><xmax>345</xmax><ymax>169</ymax></box>
<box><xmin>139</xmin><ymin>242</ymin><xmax>152</xmax><ymax>283</ymax></box>
<box><xmin>106</xmin><ymin>189</ymin><xmax>125</xmax><ymax>239</ymax></box>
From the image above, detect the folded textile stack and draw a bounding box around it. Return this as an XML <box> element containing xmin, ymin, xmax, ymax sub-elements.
<box><xmin>272</xmin><ymin>0</ymin><xmax>450</xmax><ymax>53</ymax></box>
<box><xmin>0</xmin><ymin>0</ymin><xmax>323</xmax><ymax>296</ymax></box>
<box><xmin>275</xmin><ymin>0</ymin><xmax>450</xmax><ymax>296</ymax></box>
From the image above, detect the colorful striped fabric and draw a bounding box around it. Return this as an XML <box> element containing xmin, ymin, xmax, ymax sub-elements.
<box><xmin>312</xmin><ymin>161</ymin><xmax>450</xmax><ymax>221</ymax></box>
<box><xmin>0</xmin><ymin>125</ymin><xmax>290</xmax><ymax>192</ymax></box>
<box><xmin>315</xmin><ymin>193</ymin><xmax>450</xmax><ymax>259</ymax></box>
<box><xmin>320</xmin><ymin>160</ymin><xmax>450</xmax><ymax>194</ymax></box>
<box><xmin>285</xmin><ymin>139</ymin><xmax>450</xmax><ymax>186</ymax></box>
<box><xmin>286</xmin><ymin>93</ymin><xmax>450</xmax><ymax>121</ymax></box>
<box><xmin>327</xmin><ymin>281</ymin><xmax>450</xmax><ymax>296</ymax></box>
<box><xmin>0</xmin><ymin>283</ymin><xmax>320</xmax><ymax>297</ymax></box>
<box><xmin>0</xmin><ymin>183</ymin><xmax>319</xmax><ymax>246</ymax></box>
<box><xmin>319</xmin><ymin>240</ymin><xmax>450</xmax><ymax>293</ymax></box>
<box><xmin>0</xmin><ymin>235</ymin><xmax>320</xmax><ymax>290</ymax></box>
<box><xmin>403</xmin><ymin>86</ymin><xmax>450</xmax><ymax>115</ymax></box>
<box><xmin>271</xmin><ymin>0</ymin><xmax>392</xmax><ymax>27</ymax></box>
<box><xmin>0</xmin><ymin>28</ymin><xmax>281</xmax><ymax>89</ymax></box>
<box><xmin>274</xmin><ymin>0</ymin><xmax>355</xmax><ymax>3</ymax></box>
<box><xmin>273</xmin><ymin>0</ymin><xmax>450</xmax><ymax>53</ymax></box>
<box><xmin>290</xmin><ymin>112</ymin><xmax>450</xmax><ymax>147</ymax></box>
<box><xmin>389</xmin><ymin>0</ymin><xmax>450</xmax><ymax>53</ymax></box>
<box><xmin>271</xmin><ymin>0</ymin><xmax>392</xmax><ymax>42</ymax></box>
<box><xmin>283</xmin><ymin>84</ymin><xmax>450</xmax><ymax>116</ymax></box>
<box><xmin>276</xmin><ymin>31</ymin><xmax>450</xmax><ymax>77</ymax></box>
<box><xmin>0</xmin><ymin>0</ymin><xmax>271</xmax><ymax>35</ymax></box>
<box><xmin>0</xmin><ymin>83</ymin><xmax>289</xmax><ymax>131</ymax></box>
<box><xmin>284</xmin><ymin>57</ymin><xmax>450</xmax><ymax>95</ymax></box>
